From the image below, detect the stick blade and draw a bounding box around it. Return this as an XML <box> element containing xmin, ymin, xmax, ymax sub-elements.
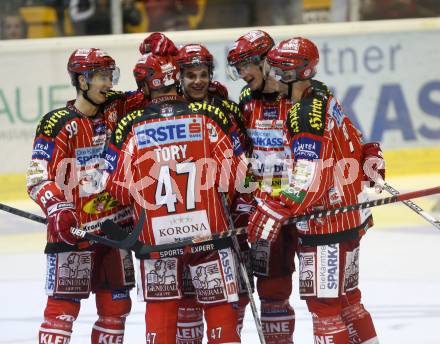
<box><xmin>101</xmin><ymin>220</ymin><xmax>129</xmax><ymax>241</ymax></box>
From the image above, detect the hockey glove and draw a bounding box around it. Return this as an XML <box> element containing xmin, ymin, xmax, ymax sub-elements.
<box><xmin>208</xmin><ymin>81</ymin><xmax>228</xmax><ymax>99</ymax></box>
<box><xmin>139</xmin><ymin>32</ymin><xmax>177</xmax><ymax>56</ymax></box>
<box><xmin>247</xmin><ymin>200</ymin><xmax>291</xmax><ymax>243</ymax></box>
<box><xmin>47</xmin><ymin>202</ymin><xmax>81</xmax><ymax>245</ymax></box>
<box><xmin>231</xmin><ymin>195</ymin><xmax>256</xmax><ymax>228</ymax></box>
<box><xmin>362</xmin><ymin>142</ymin><xmax>385</xmax><ymax>192</ymax></box>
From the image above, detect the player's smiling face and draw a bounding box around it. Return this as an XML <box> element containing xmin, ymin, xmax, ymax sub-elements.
<box><xmin>182</xmin><ymin>65</ymin><xmax>210</xmax><ymax>101</ymax></box>
<box><xmin>236</xmin><ymin>61</ymin><xmax>264</xmax><ymax>91</ymax></box>
<box><xmin>86</xmin><ymin>70</ymin><xmax>114</xmax><ymax>104</ymax></box>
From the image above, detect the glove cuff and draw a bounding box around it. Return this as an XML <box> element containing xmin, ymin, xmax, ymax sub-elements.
<box><xmin>47</xmin><ymin>202</ymin><xmax>75</xmax><ymax>216</ymax></box>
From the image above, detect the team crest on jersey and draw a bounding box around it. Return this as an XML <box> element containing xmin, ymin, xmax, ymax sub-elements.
<box><xmin>160</xmin><ymin>105</ymin><xmax>175</xmax><ymax>117</ymax></box>
<box><xmin>144</xmin><ymin>258</ymin><xmax>180</xmax><ymax>299</ymax></box>
<box><xmin>206</xmin><ymin>122</ymin><xmax>218</xmax><ymax>142</ymax></box>
<box><xmin>190</xmin><ymin>261</ymin><xmax>227</xmax><ymax>303</ymax></box>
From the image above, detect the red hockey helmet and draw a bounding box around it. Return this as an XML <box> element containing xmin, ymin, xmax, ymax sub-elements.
<box><xmin>176</xmin><ymin>44</ymin><xmax>214</xmax><ymax>74</ymax></box>
<box><xmin>133</xmin><ymin>53</ymin><xmax>180</xmax><ymax>91</ymax></box>
<box><xmin>264</xmin><ymin>37</ymin><xmax>319</xmax><ymax>83</ymax></box>
<box><xmin>67</xmin><ymin>48</ymin><xmax>119</xmax><ymax>86</ymax></box>
<box><xmin>227</xmin><ymin>30</ymin><xmax>274</xmax><ymax>80</ymax></box>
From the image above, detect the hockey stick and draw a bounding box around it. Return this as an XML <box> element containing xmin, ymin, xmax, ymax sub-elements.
<box><xmin>0</xmin><ymin>202</ymin><xmax>145</xmax><ymax>250</ymax></box>
<box><xmin>71</xmin><ymin>209</ymin><xmax>145</xmax><ymax>250</ymax></box>
<box><xmin>378</xmin><ymin>180</ymin><xmax>440</xmax><ymax>231</ymax></box>
<box><xmin>3</xmin><ymin>185</ymin><xmax>440</xmax><ymax>250</ymax></box>
<box><xmin>220</xmin><ymin>194</ymin><xmax>266</xmax><ymax>344</ymax></box>
<box><xmin>102</xmin><ymin>184</ymin><xmax>440</xmax><ymax>252</ymax></box>
<box><xmin>0</xmin><ymin>202</ymin><xmax>46</xmax><ymax>224</ymax></box>
<box><xmin>284</xmin><ymin>185</ymin><xmax>440</xmax><ymax>226</ymax></box>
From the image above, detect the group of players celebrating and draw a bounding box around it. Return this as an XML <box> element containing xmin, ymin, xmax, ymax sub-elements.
<box><xmin>27</xmin><ymin>29</ymin><xmax>384</xmax><ymax>344</ymax></box>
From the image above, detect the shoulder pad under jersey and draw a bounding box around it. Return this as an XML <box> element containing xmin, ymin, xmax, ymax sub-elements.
<box><xmin>112</xmin><ymin>109</ymin><xmax>144</xmax><ymax>148</ymax></box>
<box><xmin>188</xmin><ymin>100</ymin><xmax>231</xmax><ymax>133</ymax></box>
<box><xmin>36</xmin><ymin>107</ymin><xmax>78</xmax><ymax>138</ymax></box>
<box><xmin>310</xmin><ymin>79</ymin><xmax>333</xmax><ymax>98</ymax></box>
<box><xmin>286</xmin><ymin>96</ymin><xmax>328</xmax><ymax>137</ymax></box>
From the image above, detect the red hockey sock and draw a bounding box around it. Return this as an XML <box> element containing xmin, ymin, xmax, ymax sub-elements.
<box><xmin>177</xmin><ymin>298</ymin><xmax>204</xmax><ymax>344</ymax></box>
<box><xmin>342</xmin><ymin>303</ymin><xmax>378</xmax><ymax>344</ymax></box>
<box><xmin>260</xmin><ymin>299</ymin><xmax>295</xmax><ymax>344</ymax></box>
<box><xmin>39</xmin><ymin>297</ymin><xmax>79</xmax><ymax>344</ymax></box>
<box><xmin>235</xmin><ymin>295</ymin><xmax>249</xmax><ymax>336</ymax></box>
<box><xmin>204</xmin><ymin>303</ymin><xmax>240</xmax><ymax>344</ymax></box>
<box><xmin>145</xmin><ymin>300</ymin><xmax>179</xmax><ymax>344</ymax></box>
<box><xmin>313</xmin><ymin>314</ymin><xmax>349</xmax><ymax>344</ymax></box>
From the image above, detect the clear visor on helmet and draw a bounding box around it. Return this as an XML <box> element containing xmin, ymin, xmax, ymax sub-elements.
<box><xmin>226</xmin><ymin>55</ymin><xmax>261</xmax><ymax>81</ymax></box>
<box><xmin>84</xmin><ymin>66</ymin><xmax>120</xmax><ymax>85</ymax></box>
<box><xmin>262</xmin><ymin>60</ymin><xmax>297</xmax><ymax>83</ymax></box>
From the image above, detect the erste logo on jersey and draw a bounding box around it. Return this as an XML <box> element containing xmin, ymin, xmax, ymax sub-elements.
<box><xmin>249</xmin><ymin>129</ymin><xmax>284</xmax><ymax>148</ymax></box>
<box><xmin>135</xmin><ymin>118</ymin><xmax>203</xmax><ymax>149</ymax></box>
<box><xmin>32</xmin><ymin>138</ymin><xmax>54</xmax><ymax>160</ymax></box>
<box><xmin>292</xmin><ymin>137</ymin><xmax>322</xmax><ymax>160</ymax></box>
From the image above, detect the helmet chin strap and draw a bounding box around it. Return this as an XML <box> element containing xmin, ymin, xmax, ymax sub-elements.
<box><xmin>81</xmin><ymin>86</ymin><xmax>101</xmax><ymax>108</ymax></box>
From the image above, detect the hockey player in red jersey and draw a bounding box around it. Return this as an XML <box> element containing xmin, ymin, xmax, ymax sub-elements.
<box><xmin>27</xmin><ymin>48</ymin><xmax>147</xmax><ymax>344</ymax></box>
<box><xmin>227</xmin><ymin>30</ymin><xmax>297</xmax><ymax>344</ymax></box>
<box><xmin>247</xmin><ymin>37</ymin><xmax>381</xmax><ymax>344</ymax></box>
<box><xmin>173</xmin><ymin>42</ymin><xmax>252</xmax><ymax>343</ymax></box>
<box><xmin>103</xmin><ymin>53</ymin><xmax>245</xmax><ymax>344</ymax></box>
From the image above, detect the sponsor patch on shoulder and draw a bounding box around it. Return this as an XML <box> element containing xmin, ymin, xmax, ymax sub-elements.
<box><xmin>292</xmin><ymin>137</ymin><xmax>322</xmax><ymax>160</ymax></box>
<box><xmin>32</xmin><ymin>138</ymin><xmax>54</xmax><ymax>160</ymax></box>
<box><xmin>231</xmin><ymin>131</ymin><xmax>243</xmax><ymax>156</ymax></box>
<box><xmin>104</xmin><ymin>147</ymin><xmax>118</xmax><ymax>173</ymax></box>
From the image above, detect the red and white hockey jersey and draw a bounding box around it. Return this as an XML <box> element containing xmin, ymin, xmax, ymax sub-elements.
<box><xmin>27</xmin><ymin>91</ymin><xmax>146</xmax><ymax>245</ymax></box>
<box><xmin>104</xmin><ymin>96</ymin><xmax>246</xmax><ymax>246</ymax></box>
<box><xmin>281</xmin><ymin>90</ymin><xmax>372</xmax><ymax>243</ymax></box>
